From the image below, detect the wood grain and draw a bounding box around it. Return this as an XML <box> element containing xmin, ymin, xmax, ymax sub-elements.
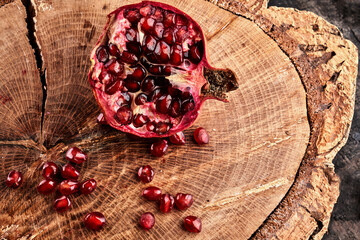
<box><xmin>0</xmin><ymin>0</ymin><xmax>357</xmax><ymax>239</ymax></box>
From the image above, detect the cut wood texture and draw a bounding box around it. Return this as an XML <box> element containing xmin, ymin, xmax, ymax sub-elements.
<box><xmin>0</xmin><ymin>0</ymin><xmax>357</xmax><ymax>239</ymax></box>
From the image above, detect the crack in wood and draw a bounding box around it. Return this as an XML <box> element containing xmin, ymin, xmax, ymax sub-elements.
<box><xmin>206</xmin><ymin>15</ymin><xmax>238</xmax><ymax>41</ymax></box>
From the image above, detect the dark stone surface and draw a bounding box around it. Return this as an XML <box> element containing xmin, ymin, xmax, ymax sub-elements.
<box><xmin>268</xmin><ymin>0</ymin><xmax>360</xmax><ymax>239</ymax></box>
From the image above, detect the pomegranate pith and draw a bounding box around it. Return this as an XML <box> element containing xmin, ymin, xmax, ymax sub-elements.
<box><xmin>137</xmin><ymin>165</ymin><xmax>154</xmax><ymax>183</ymax></box>
<box><xmin>175</xmin><ymin>193</ymin><xmax>194</xmax><ymax>210</ymax></box>
<box><xmin>53</xmin><ymin>195</ymin><xmax>71</xmax><ymax>213</ymax></box>
<box><xmin>37</xmin><ymin>179</ymin><xmax>57</xmax><ymax>195</ymax></box>
<box><xmin>59</xmin><ymin>180</ymin><xmax>79</xmax><ymax>195</ymax></box>
<box><xmin>66</xmin><ymin>147</ymin><xmax>87</xmax><ymax>164</ymax></box>
<box><xmin>150</xmin><ymin>139</ymin><xmax>168</xmax><ymax>157</ymax></box>
<box><xmin>159</xmin><ymin>193</ymin><xmax>175</xmax><ymax>213</ymax></box>
<box><xmin>184</xmin><ymin>216</ymin><xmax>202</xmax><ymax>233</ymax></box>
<box><xmin>6</xmin><ymin>170</ymin><xmax>23</xmax><ymax>189</ymax></box>
<box><xmin>140</xmin><ymin>212</ymin><xmax>155</xmax><ymax>230</ymax></box>
<box><xmin>142</xmin><ymin>186</ymin><xmax>162</xmax><ymax>201</ymax></box>
<box><xmin>84</xmin><ymin>212</ymin><xmax>106</xmax><ymax>231</ymax></box>
<box><xmin>42</xmin><ymin>161</ymin><xmax>59</xmax><ymax>180</ymax></box>
<box><xmin>89</xmin><ymin>1</ymin><xmax>239</xmax><ymax>138</ymax></box>
<box><xmin>80</xmin><ymin>179</ymin><xmax>97</xmax><ymax>195</ymax></box>
<box><xmin>194</xmin><ymin>127</ymin><xmax>209</xmax><ymax>144</ymax></box>
<box><xmin>61</xmin><ymin>163</ymin><xmax>80</xmax><ymax>180</ymax></box>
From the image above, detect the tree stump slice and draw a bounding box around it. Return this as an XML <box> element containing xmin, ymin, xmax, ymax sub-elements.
<box><xmin>0</xmin><ymin>0</ymin><xmax>357</xmax><ymax>239</ymax></box>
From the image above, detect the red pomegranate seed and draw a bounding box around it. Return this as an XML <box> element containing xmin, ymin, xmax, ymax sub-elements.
<box><xmin>169</xmin><ymin>98</ymin><xmax>182</xmax><ymax>117</ymax></box>
<box><xmin>162</xmin><ymin>29</ymin><xmax>175</xmax><ymax>45</ymax></box>
<box><xmin>97</xmin><ymin>113</ymin><xmax>107</xmax><ymax>125</ymax></box>
<box><xmin>170</xmin><ymin>44</ymin><xmax>183</xmax><ymax>65</ymax></box>
<box><xmin>124</xmin><ymin>9</ymin><xmax>141</xmax><ymax>24</ymax></box>
<box><xmin>143</xmin><ymin>35</ymin><xmax>157</xmax><ymax>53</ymax></box>
<box><xmin>150</xmin><ymin>139</ymin><xmax>168</xmax><ymax>157</ymax></box>
<box><xmin>189</xmin><ymin>43</ymin><xmax>203</xmax><ymax>64</ymax></box>
<box><xmin>175</xmin><ymin>193</ymin><xmax>194</xmax><ymax>210</ymax></box>
<box><xmin>105</xmin><ymin>79</ymin><xmax>124</xmax><ymax>95</ymax></box>
<box><xmin>154</xmin><ymin>22</ymin><xmax>164</xmax><ymax>39</ymax></box>
<box><xmin>116</xmin><ymin>92</ymin><xmax>131</xmax><ymax>107</ymax></box>
<box><xmin>146</xmin><ymin>122</ymin><xmax>156</xmax><ymax>131</ymax></box>
<box><xmin>182</xmin><ymin>99</ymin><xmax>195</xmax><ymax>113</ymax></box>
<box><xmin>140</xmin><ymin>17</ymin><xmax>155</xmax><ymax>34</ymax></box>
<box><xmin>125</xmin><ymin>79</ymin><xmax>141</xmax><ymax>92</ymax></box>
<box><xmin>129</xmin><ymin>66</ymin><xmax>146</xmax><ymax>81</ymax></box>
<box><xmin>115</xmin><ymin>106</ymin><xmax>133</xmax><ymax>125</ymax></box>
<box><xmin>140</xmin><ymin>212</ymin><xmax>155</xmax><ymax>230</ymax></box>
<box><xmin>194</xmin><ymin>127</ymin><xmax>209</xmax><ymax>145</ymax></box>
<box><xmin>59</xmin><ymin>180</ymin><xmax>79</xmax><ymax>195</ymax></box>
<box><xmin>135</xmin><ymin>93</ymin><xmax>148</xmax><ymax>105</ymax></box>
<box><xmin>176</xmin><ymin>14</ymin><xmax>188</xmax><ymax>26</ymax></box>
<box><xmin>66</xmin><ymin>147</ymin><xmax>87</xmax><ymax>164</ymax></box>
<box><xmin>184</xmin><ymin>216</ymin><xmax>202</xmax><ymax>233</ymax></box>
<box><xmin>153</xmin><ymin>7</ymin><xmax>164</xmax><ymax>21</ymax></box>
<box><xmin>154</xmin><ymin>41</ymin><xmax>171</xmax><ymax>63</ymax></box>
<box><xmin>169</xmin><ymin>131</ymin><xmax>186</xmax><ymax>145</ymax></box>
<box><xmin>149</xmin><ymin>88</ymin><xmax>163</xmax><ymax>102</ymax></box>
<box><xmin>142</xmin><ymin>186</ymin><xmax>162</xmax><ymax>201</ymax></box>
<box><xmin>164</xmin><ymin>12</ymin><xmax>176</xmax><ymax>27</ymax></box>
<box><xmin>148</xmin><ymin>64</ymin><xmax>162</xmax><ymax>75</ymax></box>
<box><xmin>80</xmin><ymin>179</ymin><xmax>97</xmax><ymax>195</ymax></box>
<box><xmin>104</xmin><ymin>59</ymin><xmax>124</xmax><ymax>74</ymax></box>
<box><xmin>154</xmin><ymin>122</ymin><xmax>171</xmax><ymax>135</ymax></box>
<box><xmin>42</xmin><ymin>161</ymin><xmax>59</xmax><ymax>179</ymax></box>
<box><xmin>53</xmin><ymin>195</ymin><xmax>71</xmax><ymax>213</ymax></box>
<box><xmin>156</xmin><ymin>94</ymin><xmax>172</xmax><ymax>114</ymax></box>
<box><xmin>108</xmin><ymin>43</ymin><xmax>120</xmax><ymax>57</ymax></box>
<box><xmin>159</xmin><ymin>194</ymin><xmax>174</xmax><ymax>213</ymax></box>
<box><xmin>140</xmin><ymin>4</ymin><xmax>154</xmax><ymax>16</ymax></box>
<box><xmin>141</xmin><ymin>77</ymin><xmax>156</xmax><ymax>92</ymax></box>
<box><xmin>137</xmin><ymin>165</ymin><xmax>154</xmax><ymax>183</ymax></box>
<box><xmin>125</xmin><ymin>28</ymin><xmax>139</xmax><ymax>42</ymax></box>
<box><xmin>6</xmin><ymin>170</ymin><xmax>23</xmax><ymax>189</ymax></box>
<box><xmin>84</xmin><ymin>212</ymin><xmax>106</xmax><ymax>231</ymax></box>
<box><xmin>37</xmin><ymin>179</ymin><xmax>57</xmax><ymax>195</ymax></box>
<box><xmin>120</xmin><ymin>51</ymin><xmax>139</xmax><ymax>64</ymax></box>
<box><xmin>61</xmin><ymin>163</ymin><xmax>80</xmax><ymax>180</ymax></box>
<box><xmin>96</xmin><ymin>46</ymin><xmax>109</xmax><ymax>63</ymax></box>
<box><xmin>133</xmin><ymin>114</ymin><xmax>150</xmax><ymax>128</ymax></box>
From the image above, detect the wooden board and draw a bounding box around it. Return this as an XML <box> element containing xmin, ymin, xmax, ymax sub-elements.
<box><xmin>0</xmin><ymin>0</ymin><xmax>357</xmax><ymax>239</ymax></box>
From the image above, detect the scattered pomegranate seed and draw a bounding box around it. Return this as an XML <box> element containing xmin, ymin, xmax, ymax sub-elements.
<box><xmin>65</xmin><ymin>147</ymin><xmax>87</xmax><ymax>164</ymax></box>
<box><xmin>59</xmin><ymin>180</ymin><xmax>79</xmax><ymax>195</ymax></box>
<box><xmin>53</xmin><ymin>195</ymin><xmax>71</xmax><ymax>213</ymax></box>
<box><xmin>142</xmin><ymin>186</ymin><xmax>162</xmax><ymax>201</ymax></box>
<box><xmin>169</xmin><ymin>131</ymin><xmax>186</xmax><ymax>145</ymax></box>
<box><xmin>84</xmin><ymin>212</ymin><xmax>106</xmax><ymax>231</ymax></box>
<box><xmin>97</xmin><ymin>113</ymin><xmax>107</xmax><ymax>124</ymax></box>
<box><xmin>159</xmin><ymin>194</ymin><xmax>174</xmax><ymax>213</ymax></box>
<box><xmin>184</xmin><ymin>216</ymin><xmax>202</xmax><ymax>233</ymax></box>
<box><xmin>150</xmin><ymin>140</ymin><xmax>168</xmax><ymax>157</ymax></box>
<box><xmin>5</xmin><ymin>170</ymin><xmax>23</xmax><ymax>189</ymax></box>
<box><xmin>61</xmin><ymin>163</ymin><xmax>80</xmax><ymax>180</ymax></box>
<box><xmin>41</xmin><ymin>161</ymin><xmax>59</xmax><ymax>179</ymax></box>
<box><xmin>140</xmin><ymin>212</ymin><xmax>155</xmax><ymax>230</ymax></box>
<box><xmin>194</xmin><ymin>127</ymin><xmax>209</xmax><ymax>145</ymax></box>
<box><xmin>137</xmin><ymin>165</ymin><xmax>154</xmax><ymax>183</ymax></box>
<box><xmin>175</xmin><ymin>193</ymin><xmax>194</xmax><ymax>210</ymax></box>
<box><xmin>80</xmin><ymin>179</ymin><xmax>97</xmax><ymax>195</ymax></box>
<box><xmin>37</xmin><ymin>179</ymin><xmax>57</xmax><ymax>195</ymax></box>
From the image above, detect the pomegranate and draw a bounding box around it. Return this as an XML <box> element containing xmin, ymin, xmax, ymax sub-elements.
<box><xmin>140</xmin><ymin>212</ymin><xmax>155</xmax><ymax>230</ymax></box>
<box><xmin>150</xmin><ymin>139</ymin><xmax>168</xmax><ymax>157</ymax></box>
<box><xmin>97</xmin><ymin>113</ymin><xmax>108</xmax><ymax>124</ymax></box>
<box><xmin>194</xmin><ymin>127</ymin><xmax>209</xmax><ymax>144</ymax></box>
<box><xmin>41</xmin><ymin>161</ymin><xmax>59</xmax><ymax>180</ymax></box>
<box><xmin>84</xmin><ymin>212</ymin><xmax>106</xmax><ymax>231</ymax></box>
<box><xmin>65</xmin><ymin>147</ymin><xmax>87</xmax><ymax>164</ymax></box>
<box><xmin>6</xmin><ymin>170</ymin><xmax>23</xmax><ymax>189</ymax></box>
<box><xmin>169</xmin><ymin>131</ymin><xmax>185</xmax><ymax>144</ymax></box>
<box><xmin>37</xmin><ymin>179</ymin><xmax>57</xmax><ymax>195</ymax></box>
<box><xmin>88</xmin><ymin>1</ymin><xmax>238</xmax><ymax>138</ymax></box>
<box><xmin>59</xmin><ymin>180</ymin><xmax>79</xmax><ymax>195</ymax></box>
<box><xmin>175</xmin><ymin>193</ymin><xmax>193</xmax><ymax>210</ymax></box>
<box><xmin>159</xmin><ymin>193</ymin><xmax>174</xmax><ymax>213</ymax></box>
<box><xmin>53</xmin><ymin>195</ymin><xmax>71</xmax><ymax>213</ymax></box>
<box><xmin>137</xmin><ymin>165</ymin><xmax>154</xmax><ymax>183</ymax></box>
<box><xmin>61</xmin><ymin>163</ymin><xmax>80</xmax><ymax>180</ymax></box>
<box><xmin>80</xmin><ymin>179</ymin><xmax>97</xmax><ymax>195</ymax></box>
<box><xmin>184</xmin><ymin>216</ymin><xmax>202</xmax><ymax>233</ymax></box>
<box><xmin>142</xmin><ymin>186</ymin><xmax>162</xmax><ymax>201</ymax></box>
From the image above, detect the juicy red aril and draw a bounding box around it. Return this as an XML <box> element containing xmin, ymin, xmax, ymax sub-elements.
<box><xmin>61</xmin><ymin>163</ymin><xmax>80</xmax><ymax>180</ymax></box>
<box><xmin>169</xmin><ymin>98</ymin><xmax>181</xmax><ymax>117</ymax></box>
<box><xmin>154</xmin><ymin>22</ymin><xmax>164</xmax><ymax>38</ymax></box>
<box><xmin>141</xmin><ymin>17</ymin><xmax>155</xmax><ymax>34</ymax></box>
<box><xmin>148</xmin><ymin>64</ymin><xmax>162</xmax><ymax>75</ymax></box>
<box><xmin>153</xmin><ymin>8</ymin><xmax>164</xmax><ymax>21</ymax></box>
<box><xmin>37</xmin><ymin>179</ymin><xmax>57</xmax><ymax>195</ymax></box>
<box><xmin>104</xmin><ymin>59</ymin><xmax>124</xmax><ymax>74</ymax></box>
<box><xmin>106</xmin><ymin>79</ymin><xmax>123</xmax><ymax>95</ymax></box>
<box><xmin>125</xmin><ymin>28</ymin><xmax>139</xmax><ymax>42</ymax></box>
<box><xmin>159</xmin><ymin>194</ymin><xmax>174</xmax><ymax>213</ymax></box>
<box><xmin>133</xmin><ymin>114</ymin><xmax>149</xmax><ymax>128</ymax></box>
<box><xmin>143</xmin><ymin>35</ymin><xmax>157</xmax><ymax>53</ymax></box>
<box><xmin>137</xmin><ymin>165</ymin><xmax>154</xmax><ymax>183</ymax></box>
<box><xmin>142</xmin><ymin>186</ymin><xmax>162</xmax><ymax>201</ymax></box>
<box><xmin>189</xmin><ymin>44</ymin><xmax>203</xmax><ymax>64</ymax></box>
<box><xmin>162</xmin><ymin>29</ymin><xmax>175</xmax><ymax>45</ymax></box>
<box><xmin>59</xmin><ymin>180</ymin><xmax>79</xmax><ymax>195</ymax></box>
<box><xmin>175</xmin><ymin>193</ymin><xmax>194</xmax><ymax>210</ymax></box>
<box><xmin>128</xmin><ymin>65</ymin><xmax>146</xmax><ymax>81</ymax></box>
<box><xmin>96</xmin><ymin>46</ymin><xmax>109</xmax><ymax>63</ymax></box>
<box><xmin>149</xmin><ymin>88</ymin><xmax>163</xmax><ymax>102</ymax></box>
<box><xmin>135</xmin><ymin>93</ymin><xmax>148</xmax><ymax>105</ymax></box>
<box><xmin>6</xmin><ymin>170</ymin><xmax>23</xmax><ymax>189</ymax></box>
<box><xmin>116</xmin><ymin>92</ymin><xmax>131</xmax><ymax>107</ymax></box>
<box><xmin>176</xmin><ymin>14</ymin><xmax>188</xmax><ymax>26</ymax></box>
<box><xmin>184</xmin><ymin>216</ymin><xmax>202</xmax><ymax>233</ymax></box>
<box><xmin>115</xmin><ymin>106</ymin><xmax>133</xmax><ymax>125</ymax></box>
<box><xmin>80</xmin><ymin>179</ymin><xmax>97</xmax><ymax>195</ymax></box>
<box><xmin>125</xmin><ymin>79</ymin><xmax>141</xmax><ymax>92</ymax></box>
<box><xmin>154</xmin><ymin>41</ymin><xmax>171</xmax><ymax>63</ymax></box>
<box><xmin>194</xmin><ymin>127</ymin><xmax>209</xmax><ymax>144</ymax></box>
<box><xmin>97</xmin><ymin>113</ymin><xmax>107</xmax><ymax>124</ymax></box>
<box><xmin>141</xmin><ymin>77</ymin><xmax>155</xmax><ymax>92</ymax></box>
<box><xmin>124</xmin><ymin>9</ymin><xmax>141</xmax><ymax>24</ymax></box>
<box><xmin>108</xmin><ymin>43</ymin><xmax>120</xmax><ymax>57</ymax></box>
<box><xmin>170</xmin><ymin>44</ymin><xmax>183</xmax><ymax>65</ymax></box>
<box><xmin>140</xmin><ymin>212</ymin><xmax>155</xmax><ymax>230</ymax></box>
<box><xmin>84</xmin><ymin>212</ymin><xmax>106</xmax><ymax>231</ymax></box>
<box><xmin>156</xmin><ymin>94</ymin><xmax>172</xmax><ymax>114</ymax></box>
<box><xmin>150</xmin><ymin>139</ymin><xmax>168</xmax><ymax>157</ymax></box>
<box><xmin>53</xmin><ymin>195</ymin><xmax>71</xmax><ymax>213</ymax></box>
<box><xmin>164</xmin><ymin>12</ymin><xmax>176</xmax><ymax>27</ymax></box>
<box><xmin>146</xmin><ymin>122</ymin><xmax>156</xmax><ymax>131</ymax></box>
<box><xmin>169</xmin><ymin>131</ymin><xmax>186</xmax><ymax>145</ymax></box>
<box><xmin>126</xmin><ymin>42</ymin><xmax>142</xmax><ymax>56</ymax></box>
<box><xmin>42</xmin><ymin>161</ymin><xmax>58</xmax><ymax>179</ymax></box>
<box><xmin>182</xmin><ymin>99</ymin><xmax>195</xmax><ymax>113</ymax></box>
<box><xmin>155</xmin><ymin>122</ymin><xmax>171</xmax><ymax>135</ymax></box>
<box><xmin>66</xmin><ymin>147</ymin><xmax>87</xmax><ymax>164</ymax></box>
<box><xmin>120</xmin><ymin>51</ymin><xmax>139</xmax><ymax>64</ymax></box>
<box><xmin>140</xmin><ymin>4</ymin><xmax>154</xmax><ymax>16</ymax></box>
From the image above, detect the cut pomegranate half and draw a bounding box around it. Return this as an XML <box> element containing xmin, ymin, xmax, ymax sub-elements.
<box><xmin>88</xmin><ymin>1</ymin><xmax>238</xmax><ymax>138</ymax></box>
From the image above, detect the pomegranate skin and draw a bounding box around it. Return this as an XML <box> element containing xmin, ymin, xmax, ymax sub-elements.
<box><xmin>6</xmin><ymin>170</ymin><xmax>23</xmax><ymax>189</ymax></box>
<box><xmin>84</xmin><ymin>212</ymin><xmax>106</xmax><ymax>231</ymax></box>
<box><xmin>184</xmin><ymin>216</ymin><xmax>202</xmax><ymax>233</ymax></box>
<box><xmin>140</xmin><ymin>212</ymin><xmax>155</xmax><ymax>230</ymax></box>
<box><xmin>88</xmin><ymin>1</ymin><xmax>239</xmax><ymax>138</ymax></box>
